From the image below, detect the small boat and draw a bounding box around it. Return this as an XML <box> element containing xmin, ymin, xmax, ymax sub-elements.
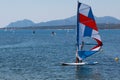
<box><xmin>51</xmin><ymin>31</ymin><xmax>56</xmax><ymax>36</ymax></box>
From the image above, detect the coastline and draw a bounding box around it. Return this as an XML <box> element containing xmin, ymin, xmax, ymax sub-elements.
<box><xmin>0</xmin><ymin>24</ymin><xmax>120</xmax><ymax>30</ymax></box>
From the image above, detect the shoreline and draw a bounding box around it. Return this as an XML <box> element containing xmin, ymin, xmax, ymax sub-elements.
<box><xmin>0</xmin><ymin>24</ymin><xmax>120</xmax><ymax>30</ymax></box>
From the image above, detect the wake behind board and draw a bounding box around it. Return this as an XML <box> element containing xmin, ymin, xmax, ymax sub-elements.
<box><xmin>61</xmin><ymin>62</ymin><xmax>98</xmax><ymax>66</ymax></box>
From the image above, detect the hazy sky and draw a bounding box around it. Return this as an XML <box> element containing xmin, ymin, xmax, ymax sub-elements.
<box><xmin>0</xmin><ymin>0</ymin><xmax>120</xmax><ymax>28</ymax></box>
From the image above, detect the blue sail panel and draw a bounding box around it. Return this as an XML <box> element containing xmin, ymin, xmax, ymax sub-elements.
<box><xmin>88</xmin><ymin>8</ymin><xmax>95</xmax><ymax>21</ymax></box>
<box><xmin>83</xmin><ymin>26</ymin><xmax>92</xmax><ymax>37</ymax></box>
<box><xmin>78</xmin><ymin>51</ymin><xmax>97</xmax><ymax>59</ymax></box>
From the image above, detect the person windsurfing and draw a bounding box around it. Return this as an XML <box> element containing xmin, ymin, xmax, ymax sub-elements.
<box><xmin>75</xmin><ymin>41</ymin><xmax>84</xmax><ymax>63</ymax></box>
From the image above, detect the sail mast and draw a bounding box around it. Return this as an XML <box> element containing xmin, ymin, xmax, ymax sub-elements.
<box><xmin>77</xmin><ymin>1</ymin><xmax>80</xmax><ymax>50</ymax></box>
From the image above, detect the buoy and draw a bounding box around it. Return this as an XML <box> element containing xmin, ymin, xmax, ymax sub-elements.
<box><xmin>115</xmin><ymin>57</ymin><xmax>119</xmax><ymax>62</ymax></box>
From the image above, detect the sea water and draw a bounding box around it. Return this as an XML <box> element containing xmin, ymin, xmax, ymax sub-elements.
<box><xmin>0</xmin><ymin>29</ymin><xmax>120</xmax><ymax>80</ymax></box>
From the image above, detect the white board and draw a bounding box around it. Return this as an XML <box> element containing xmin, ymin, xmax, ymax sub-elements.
<box><xmin>61</xmin><ymin>62</ymin><xmax>98</xmax><ymax>66</ymax></box>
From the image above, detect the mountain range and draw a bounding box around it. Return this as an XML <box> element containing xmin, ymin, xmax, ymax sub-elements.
<box><xmin>6</xmin><ymin>15</ymin><xmax>120</xmax><ymax>28</ymax></box>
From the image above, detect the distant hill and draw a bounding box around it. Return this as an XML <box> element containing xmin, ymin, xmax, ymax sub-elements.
<box><xmin>36</xmin><ymin>16</ymin><xmax>120</xmax><ymax>26</ymax></box>
<box><xmin>6</xmin><ymin>16</ymin><xmax>120</xmax><ymax>28</ymax></box>
<box><xmin>95</xmin><ymin>16</ymin><xmax>120</xmax><ymax>24</ymax></box>
<box><xmin>35</xmin><ymin>16</ymin><xmax>76</xmax><ymax>26</ymax></box>
<box><xmin>6</xmin><ymin>19</ymin><xmax>35</xmax><ymax>28</ymax></box>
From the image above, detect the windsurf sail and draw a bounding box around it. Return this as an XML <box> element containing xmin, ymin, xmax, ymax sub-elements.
<box><xmin>76</xmin><ymin>2</ymin><xmax>103</xmax><ymax>60</ymax></box>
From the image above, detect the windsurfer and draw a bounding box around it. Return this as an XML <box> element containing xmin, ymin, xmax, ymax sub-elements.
<box><xmin>75</xmin><ymin>51</ymin><xmax>83</xmax><ymax>63</ymax></box>
<box><xmin>75</xmin><ymin>41</ymin><xmax>84</xmax><ymax>63</ymax></box>
<box><xmin>75</xmin><ymin>54</ymin><xmax>82</xmax><ymax>63</ymax></box>
<box><xmin>75</xmin><ymin>53</ymin><xmax>82</xmax><ymax>63</ymax></box>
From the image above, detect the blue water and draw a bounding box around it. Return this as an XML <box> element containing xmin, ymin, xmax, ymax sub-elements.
<box><xmin>0</xmin><ymin>29</ymin><xmax>120</xmax><ymax>80</ymax></box>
